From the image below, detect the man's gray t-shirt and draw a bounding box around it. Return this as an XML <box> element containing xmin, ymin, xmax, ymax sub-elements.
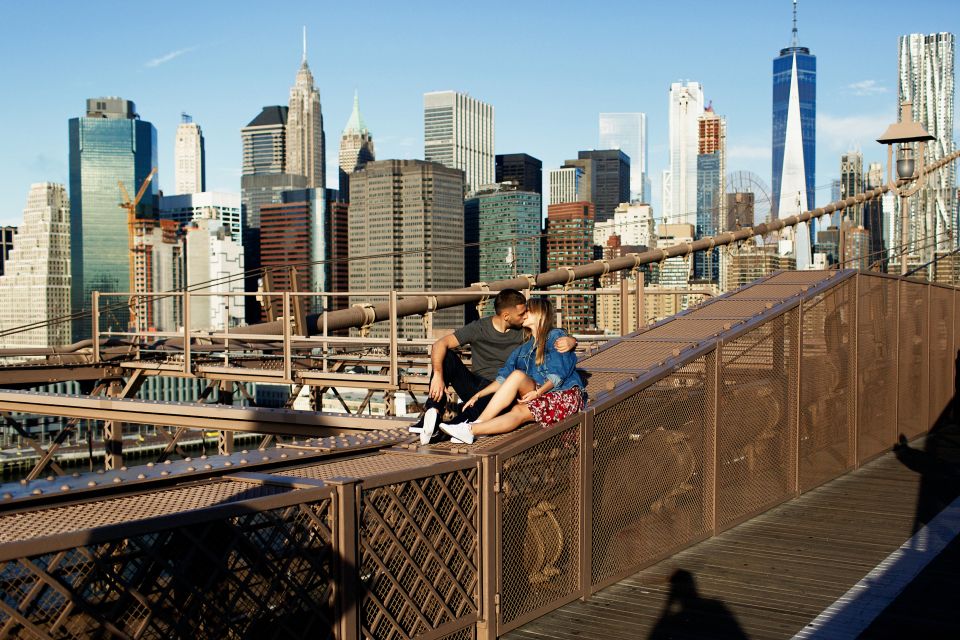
<box><xmin>454</xmin><ymin>317</ymin><xmax>525</xmax><ymax>381</ymax></box>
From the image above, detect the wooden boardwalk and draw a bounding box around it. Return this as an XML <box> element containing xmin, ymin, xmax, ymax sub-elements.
<box><xmin>506</xmin><ymin>421</ymin><xmax>960</xmax><ymax>640</ymax></box>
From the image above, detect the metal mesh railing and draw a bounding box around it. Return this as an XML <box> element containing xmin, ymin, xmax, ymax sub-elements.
<box><xmin>497</xmin><ymin>420</ymin><xmax>582</xmax><ymax>628</ymax></box>
<box><xmin>799</xmin><ymin>277</ymin><xmax>856</xmax><ymax>491</ymax></box>
<box><xmin>929</xmin><ymin>285</ymin><xmax>954</xmax><ymax>425</ymax></box>
<box><xmin>358</xmin><ymin>466</ymin><xmax>480</xmax><ymax>639</ymax></box>
<box><xmin>898</xmin><ymin>282</ymin><xmax>930</xmax><ymax>439</ymax></box>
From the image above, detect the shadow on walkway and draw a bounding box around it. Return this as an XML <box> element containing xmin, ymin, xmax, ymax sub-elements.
<box><xmin>647</xmin><ymin>569</ymin><xmax>748</xmax><ymax>640</ymax></box>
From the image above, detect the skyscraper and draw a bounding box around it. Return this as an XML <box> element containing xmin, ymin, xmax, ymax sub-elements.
<box><xmin>546</xmin><ymin>202</ymin><xmax>596</xmax><ymax>334</ymax></box>
<box><xmin>174</xmin><ymin>113</ymin><xmax>205</xmax><ymax>194</ymax></box>
<box><xmin>863</xmin><ymin>162</ymin><xmax>887</xmax><ymax>264</ymax></box>
<box><xmin>696</xmin><ymin>106</ymin><xmax>726</xmax><ymax>281</ymax></box>
<box><xmin>464</xmin><ymin>184</ymin><xmax>542</xmax><ymax>286</ymax></box>
<box><xmin>599</xmin><ymin>113</ymin><xmax>648</xmax><ymax>202</ymax></box>
<box><xmin>338</xmin><ymin>91</ymin><xmax>375</xmax><ymax>198</ymax></box>
<box><xmin>0</xmin><ymin>226</ymin><xmax>14</xmax><ymax>276</ymax></box>
<box><xmin>898</xmin><ymin>32</ymin><xmax>956</xmax><ymax>261</ymax></box>
<box><xmin>131</xmin><ymin>219</ymin><xmax>183</xmax><ymax>332</ymax></box>
<box><xmin>184</xmin><ymin>215</ymin><xmax>245</xmax><ymax>331</ymax></box>
<box><xmin>577</xmin><ymin>150</ymin><xmax>630</xmax><ymax>223</ymax></box>
<box><xmin>840</xmin><ymin>151</ymin><xmax>864</xmax><ymax>224</ymax></box>
<box><xmin>772</xmin><ymin>0</ymin><xmax>816</xmax><ymax>269</ymax></box>
<box><xmin>159</xmin><ymin>191</ymin><xmax>243</xmax><ymax>245</ymax></box>
<box><xmin>549</xmin><ymin>167</ymin><xmax>585</xmax><ymax>205</ymax></box>
<box><xmin>666</xmin><ymin>82</ymin><xmax>704</xmax><ymax>228</ymax></box>
<box><xmin>0</xmin><ymin>183</ymin><xmax>71</xmax><ymax>349</ymax></box>
<box><xmin>286</xmin><ymin>32</ymin><xmax>326</xmax><ymax>189</ymax></box>
<box><xmin>349</xmin><ymin>160</ymin><xmax>464</xmax><ymax>337</ymax></box>
<box><xmin>69</xmin><ymin>97</ymin><xmax>157</xmax><ymax>337</ymax></box>
<box><xmin>495</xmin><ymin>154</ymin><xmax>542</xmax><ymax>195</ymax></box>
<box><xmin>424</xmin><ymin>91</ymin><xmax>494</xmax><ymax>193</ymax></box>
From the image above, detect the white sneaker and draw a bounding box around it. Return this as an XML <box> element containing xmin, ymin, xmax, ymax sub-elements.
<box><xmin>439</xmin><ymin>421</ymin><xmax>474</xmax><ymax>445</ymax></box>
<box><xmin>420</xmin><ymin>408</ymin><xmax>439</xmax><ymax>445</ymax></box>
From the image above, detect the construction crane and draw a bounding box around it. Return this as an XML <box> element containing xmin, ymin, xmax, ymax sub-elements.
<box><xmin>118</xmin><ymin>167</ymin><xmax>157</xmax><ymax>332</ymax></box>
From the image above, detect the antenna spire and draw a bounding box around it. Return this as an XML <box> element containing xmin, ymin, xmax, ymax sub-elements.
<box><xmin>791</xmin><ymin>0</ymin><xmax>799</xmax><ymax>46</ymax></box>
<box><xmin>302</xmin><ymin>26</ymin><xmax>307</xmax><ymax>64</ymax></box>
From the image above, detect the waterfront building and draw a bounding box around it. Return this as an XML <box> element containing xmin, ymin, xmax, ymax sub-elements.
<box><xmin>665</xmin><ymin>82</ymin><xmax>704</xmax><ymax>228</ymax></box>
<box><xmin>0</xmin><ymin>226</ymin><xmax>14</xmax><ymax>276</ymax></box>
<box><xmin>576</xmin><ymin>150</ymin><xmax>630</xmax><ymax>223</ymax></box>
<box><xmin>772</xmin><ymin>2</ymin><xmax>816</xmax><ymax>268</ymax></box>
<box><xmin>338</xmin><ymin>92</ymin><xmax>375</xmax><ymax>198</ymax></box>
<box><xmin>549</xmin><ymin>166</ymin><xmax>585</xmax><ymax>205</ymax></box>
<box><xmin>184</xmin><ymin>215</ymin><xmax>245</xmax><ymax>330</ymax></box>
<box><xmin>69</xmin><ymin>97</ymin><xmax>157</xmax><ymax>338</ymax></box>
<box><xmin>348</xmin><ymin>160</ymin><xmax>464</xmax><ymax>337</ymax></box>
<box><xmin>159</xmin><ymin>191</ymin><xmax>242</xmax><ymax>244</ymax></box>
<box><xmin>546</xmin><ymin>202</ymin><xmax>596</xmax><ymax>334</ymax></box>
<box><xmin>594</xmin><ymin>202</ymin><xmax>655</xmax><ymax>249</ymax></box>
<box><xmin>495</xmin><ymin>154</ymin><xmax>542</xmax><ymax>195</ymax></box>
<box><xmin>286</xmin><ymin>37</ymin><xmax>326</xmax><ymax>189</ymax></box>
<box><xmin>898</xmin><ymin>32</ymin><xmax>956</xmax><ymax>263</ymax></box>
<box><xmin>464</xmin><ymin>184</ymin><xmax>542</xmax><ymax>288</ymax></box>
<box><xmin>424</xmin><ymin>91</ymin><xmax>494</xmax><ymax>193</ymax></box>
<box><xmin>173</xmin><ymin>114</ymin><xmax>205</xmax><ymax>194</ymax></box>
<box><xmin>0</xmin><ymin>183</ymin><xmax>71</xmax><ymax>349</ymax></box>
<box><xmin>599</xmin><ymin>112</ymin><xmax>648</xmax><ymax>202</ymax></box>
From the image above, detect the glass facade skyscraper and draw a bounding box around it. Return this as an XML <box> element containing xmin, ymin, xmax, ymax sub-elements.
<box><xmin>598</xmin><ymin>113</ymin><xmax>647</xmax><ymax>202</ymax></box>
<box><xmin>772</xmin><ymin>8</ymin><xmax>816</xmax><ymax>268</ymax></box>
<box><xmin>69</xmin><ymin>97</ymin><xmax>157</xmax><ymax>338</ymax></box>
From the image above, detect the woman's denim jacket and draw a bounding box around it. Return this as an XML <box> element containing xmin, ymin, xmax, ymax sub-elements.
<box><xmin>495</xmin><ymin>328</ymin><xmax>584</xmax><ymax>393</ymax></box>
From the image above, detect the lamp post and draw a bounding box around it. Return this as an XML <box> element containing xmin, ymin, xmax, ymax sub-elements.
<box><xmin>877</xmin><ymin>101</ymin><xmax>935</xmax><ymax>276</ymax></box>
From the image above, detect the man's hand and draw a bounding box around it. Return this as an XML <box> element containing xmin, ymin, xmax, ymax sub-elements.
<box><xmin>428</xmin><ymin>375</ymin><xmax>447</xmax><ymax>402</ymax></box>
<box><xmin>555</xmin><ymin>336</ymin><xmax>578</xmax><ymax>353</ymax></box>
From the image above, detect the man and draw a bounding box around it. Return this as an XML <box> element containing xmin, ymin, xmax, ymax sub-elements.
<box><xmin>414</xmin><ymin>288</ymin><xmax>576</xmax><ymax>444</ymax></box>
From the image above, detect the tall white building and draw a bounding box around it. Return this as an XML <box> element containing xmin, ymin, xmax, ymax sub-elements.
<box><xmin>898</xmin><ymin>32</ymin><xmax>956</xmax><ymax>261</ymax></box>
<box><xmin>0</xmin><ymin>183</ymin><xmax>71</xmax><ymax>349</ymax></box>
<box><xmin>594</xmin><ymin>202</ymin><xmax>656</xmax><ymax>248</ymax></box>
<box><xmin>159</xmin><ymin>192</ymin><xmax>243</xmax><ymax>245</ymax></box>
<box><xmin>173</xmin><ymin>114</ymin><xmax>205</xmax><ymax>194</ymax></box>
<box><xmin>184</xmin><ymin>215</ymin><xmax>245</xmax><ymax>331</ymax></box>
<box><xmin>424</xmin><ymin>91</ymin><xmax>494</xmax><ymax>193</ymax></box>
<box><xmin>599</xmin><ymin>112</ymin><xmax>648</xmax><ymax>202</ymax></box>
<box><xmin>549</xmin><ymin>166</ymin><xmax>585</xmax><ymax>206</ymax></box>
<box><xmin>286</xmin><ymin>32</ymin><xmax>326</xmax><ymax>189</ymax></box>
<box><xmin>665</xmin><ymin>82</ymin><xmax>704</xmax><ymax>228</ymax></box>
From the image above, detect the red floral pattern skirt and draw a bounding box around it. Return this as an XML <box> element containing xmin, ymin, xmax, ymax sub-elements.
<box><xmin>527</xmin><ymin>386</ymin><xmax>585</xmax><ymax>426</ymax></box>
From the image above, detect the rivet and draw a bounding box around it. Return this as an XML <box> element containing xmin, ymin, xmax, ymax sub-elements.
<box><xmin>71</xmin><ymin>472</ymin><xmax>80</xmax><ymax>478</ymax></box>
<box><xmin>298</xmin><ymin>451</ymin><xmax>305</xmax><ymax>456</ymax></box>
<box><xmin>46</xmin><ymin>475</ymin><xmax>55</xmax><ymax>482</ymax></box>
<box><xmin>164</xmin><ymin>460</ymin><xmax>171</xmax><ymax>465</ymax></box>
<box><xmin>184</xmin><ymin>457</ymin><xmax>192</xmax><ymax>462</ymax></box>
<box><xmin>60</xmin><ymin>484</ymin><xmax>70</xmax><ymax>491</ymax></box>
<box><xmin>203</xmin><ymin>464</ymin><xmax>212</xmax><ymax>470</ymax></box>
<box><xmin>1</xmin><ymin>493</ymin><xmax>12</xmax><ymax>500</ymax></box>
<box><xmin>137</xmin><ymin>474</ymin><xmax>146</xmax><ymax>480</ymax></box>
<box><xmin>160</xmin><ymin>470</ymin><xmax>169</xmax><ymax>476</ymax></box>
<box><xmin>146</xmin><ymin>462</ymin><xmax>155</xmax><ymax>467</ymax></box>
<box><xmin>240</xmin><ymin>459</ymin><xmax>248</xmax><ymax>464</ymax></box>
<box><xmin>120</xmin><ymin>466</ymin><xmax>128</xmax><ymax>472</ymax></box>
<box><xmin>185</xmin><ymin>467</ymin><xmax>195</xmax><ymax>472</ymax></box>
<box><xmin>19</xmin><ymin>479</ymin><xmax>27</xmax><ymax>485</ymax></box>
<box><xmin>112</xmin><ymin>477</ymin><xmax>122</xmax><ymax>484</ymax></box>
<box><xmin>280</xmin><ymin>453</ymin><xmax>288</xmax><ymax>459</ymax></box>
<box><xmin>200</xmin><ymin>455</ymin><xmax>207</xmax><ymax>460</ymax></box>
<box><xmin>97</xmin><ymin>470</ymin><xmax>104</xmax><ymax>475</ymax></box>
<box><xmin>241</xmin><ymin>450</ymin><xmax>249</xmax><ymax>454</ymax></box>
<box><xmin>262</xmin><ymin>456</ymin><xmax>269</xmax><ymax>461</ymax></box>
<box><xmin>223</xmin><ymin>461</ymin><xmax>233</xmax><ymax>467</ymax></box>
<box><xmin>87</xmin><ymin>481</ymin><xmax>97</xmax><ymax>487</ymax></box>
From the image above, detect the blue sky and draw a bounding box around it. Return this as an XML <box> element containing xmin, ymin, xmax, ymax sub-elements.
<box><xmin>0</xmin><ymin>0</ymin><xmax>955</xmax><ymax>225</ymax></box>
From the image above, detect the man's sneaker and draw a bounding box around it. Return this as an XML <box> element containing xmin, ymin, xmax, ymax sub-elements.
<box><xmin>420</xmin><ymin>408</ymin><xmax>439</xmax><ymax>445</ymax></box>
<box><xmin>439</xmin><ymin>421</ymin><xmax>474</xmax><ymax>445</ymax></box>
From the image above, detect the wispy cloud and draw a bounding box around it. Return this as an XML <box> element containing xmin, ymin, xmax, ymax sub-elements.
<box><xmin>846</xmin><ymin>80</ymin><xmax>888</xmax><ymax>96</ymax></box>
<box><xmin>820</xmin><ymin>112</ymin><xmax>894</xmax><ymax>152</ymax></box>
<box><xmin>144</xmin><ymin>45</ymin><xmax>199</xmax><ymax>69</ymax></box>
<box><xmin>728</xmin><ymin>145</ymin><xmax>771</xmax><ymax>161</ymax></box>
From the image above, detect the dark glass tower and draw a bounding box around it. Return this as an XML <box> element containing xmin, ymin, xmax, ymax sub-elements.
<box><xmin>576</xmin><ymin>149</ymin><xmax>630</xmax><ymax>223</ymax></box>
<box><xmin>69</xmin><ymin>97</ymin><xmax>157</xmax><ymax>338</ymax></box>
<box><xmin>771</xmin><ymin>1</ymin><xmax>816</xmax><ymax>267</ymax></box>
<box><xmin>495</xmin><ymin>153</ymin><xmax>542</xmax><ymax>195</ymax></box>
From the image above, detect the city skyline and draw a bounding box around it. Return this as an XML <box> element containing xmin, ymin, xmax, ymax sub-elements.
<box><xmin>0</xmin><ymin>0</ymin><xmax>956</xmax><ymax>226</ymax></box>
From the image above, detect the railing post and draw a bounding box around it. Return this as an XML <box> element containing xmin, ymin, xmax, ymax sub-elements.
<box><xmin>389</xmin><ymin>290</ymin><xmax>399</xmax><ymax>393</ymax></box>
<box><xmin>635</xmin><ymin>270</ymin><xmax>645</xmax><ymax>327</ymax></box>
<box><xmin>477</xmin><ymin>454</ymin><xmax>499</xmax><ymax>640</ymax></box>
<box><xmin>183</xmin><ymin>290</ymin><xmax>191</xmax><ymax>375</ymax></box>
<box><xmin>330</xmin><ymin>477</ymin><xmax>360</xmax><ymax>640</ymax></box>
<box><xmin>282</xmin><ymin>292</ymin><xmax>292</xmax><ymax>383</ymax></box>
<box><xmin>91</xmin><ymin>291</ymin><xmax>100</xmax><ymax>363</ymax></box>
<box><xmin>619</xmin><ymin>278</ymin><xmax>629</xmax><ymax>337</ymax></box>
<box><xmin>218</xmin><ymin>380</ymin><xmax>235</xmax><ymax>455</ymax></box>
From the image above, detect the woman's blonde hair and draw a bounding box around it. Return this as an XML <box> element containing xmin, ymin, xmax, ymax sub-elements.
<box><xmin>524</xmin><ymin>297</ymin><xmax>556</xmax><ymax>365</ymax></box>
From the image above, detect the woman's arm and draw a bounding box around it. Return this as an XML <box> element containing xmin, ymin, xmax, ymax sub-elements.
<box><xmin>463</xmin><ymin>379</ymin><xmax>501</xmax><ymax>409</ymax></box>
<box><xmin>544</xmin><ymin>331</ymin><xmax>578</xmax><ymax>388</ymax></box>
<box><xmin>520</xmin><ymin>379</ymin><xmax>553</xmax><ymax>403</ymax></box>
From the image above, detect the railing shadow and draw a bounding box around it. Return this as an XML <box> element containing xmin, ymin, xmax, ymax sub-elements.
<box><xmin>647</xmin><ymin>569</ymin><xmax>748</xmax><ymax>640</ymax></box>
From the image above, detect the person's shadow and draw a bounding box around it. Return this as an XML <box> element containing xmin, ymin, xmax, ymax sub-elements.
<box><xmin>648</xmin><ymin>569</ymin><xmax>748</xmax><ymax>640</ymax></box>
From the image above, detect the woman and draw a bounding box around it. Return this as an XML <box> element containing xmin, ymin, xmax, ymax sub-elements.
<box><xmin>439</xmin><ymin>297</ymin><xmax>585</xmax><ymax>445</ymax></box>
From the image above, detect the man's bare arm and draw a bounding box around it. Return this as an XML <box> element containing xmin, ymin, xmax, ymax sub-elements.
<box><xmin>429</xmin><ymin>334</ymin><xmax>461</xmax><ymax>401</ymax></box>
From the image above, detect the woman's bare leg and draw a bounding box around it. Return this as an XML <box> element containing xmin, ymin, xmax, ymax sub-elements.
<box><xmin>476</xmin><ymin>370</ymin><xmax>536</xmax><ymax>422</ymax></box>
<box><xmin>472</xmin><ymin>403</ymin><xmax>534</xmax><ymax>436</ymax></box>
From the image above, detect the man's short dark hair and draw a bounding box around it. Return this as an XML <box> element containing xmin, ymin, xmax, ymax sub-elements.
<box><xmin>494</xmin><ymin>288</ymin><xmax>527</xmax><ymax>314</ymax></box>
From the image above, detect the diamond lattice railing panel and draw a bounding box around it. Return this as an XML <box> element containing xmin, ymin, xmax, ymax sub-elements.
<box><xmin>716</xmin><ymin>311</ymin><xmax>797</xmax><ymax>530</ymax></box>
<box><xmin>591</xmin><ymin>357</ymin><xmax>712</xmax><ymax>587</ymax></box>
<box><xmin>0</xmin><ymin>499</ymin><xmax>337</xmax><ymax>640</ymax></box>
<box><xmin>798</xmin><ymin>279</ymin><xmax>856</xmax><ymax>492</ymax></box>
<box><xmin>497</xmin><ymin>422</ymin><xmax>582</xmax><ymax>627</ymax></box>
<box><xmin>856</xmin><ymin>275</ymin><xmax>899</xmax><ymax>463</ymax></box>
<box><xmin>359</xmin><ymin>467</ymin><xmax>479</xmax><ymax>640</ymax></box>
